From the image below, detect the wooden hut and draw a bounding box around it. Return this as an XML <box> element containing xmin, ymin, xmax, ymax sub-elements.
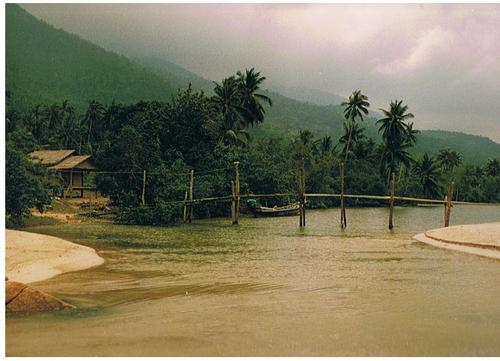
<box><xmin>29</xmin><ymin>150</ymin><xmax>97</xmax><ymax>198</ymax></box>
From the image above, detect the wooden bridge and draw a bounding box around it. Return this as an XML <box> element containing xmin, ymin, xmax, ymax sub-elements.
<box><xmin>179</xmin><ymin>159</ymin><xmax>498</xmax><ymax>229</ymax></box>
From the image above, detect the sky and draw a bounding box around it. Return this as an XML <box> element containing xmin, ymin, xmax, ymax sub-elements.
<box><xmin>22</xmin><ymin>3</ymin><xmax>500</xmax><ymax>141</ymax></box>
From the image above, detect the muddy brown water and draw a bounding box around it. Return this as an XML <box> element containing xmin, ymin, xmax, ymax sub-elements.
<box><xmin>6</xmin><ymin>206</ymin><xmax>500</xmax><ymax>356</ymax></box>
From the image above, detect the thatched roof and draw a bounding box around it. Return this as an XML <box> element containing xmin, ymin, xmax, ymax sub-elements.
<box><xmin>49</xmin><ymin>155</ymin><xmax>96</xmax><ymax>170</ymax></box>
<box><xmin>29</xmin><ymin>150</ymin><xmax>96</xmax><ymax>171</ymax></box>
<box><xmin>29</xmin><ymin>150</ymin><xmax>75</xmax><ymax>166</ymax></box>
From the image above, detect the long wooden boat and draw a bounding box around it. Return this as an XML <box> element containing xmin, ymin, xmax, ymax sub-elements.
<box><xmin>248</xmin><ymin>203</ymin><xmax>300</xmax><ymax>217</ymax></box>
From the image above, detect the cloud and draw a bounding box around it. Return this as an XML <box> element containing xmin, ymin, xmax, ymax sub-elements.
<box><xmin>374</xmin><ymin>27</ymin><xmax>452</xmax><ymax>75</ymax></box>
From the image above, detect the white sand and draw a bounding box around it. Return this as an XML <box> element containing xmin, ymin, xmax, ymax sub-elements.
<box><xmin>425</xmin><ymin>222</ymin><xmax>500</xmax><ymax>249</ymax></box>
<box><xmin>5</xmin><ymin>230</ymin><xmax>105</xmax><ymax>284</ymax></box>
<box><xmin>414</xmin><ymin>222</ymin><xmax>500</xmax><ymax>260</ymax></box>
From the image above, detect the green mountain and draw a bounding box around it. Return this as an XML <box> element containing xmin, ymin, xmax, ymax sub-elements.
<box><xmin>6</xmin><ymin>4</ymin><xmax>181</xmax><ymax>111</ymax></box>
<box><xmin>7</xmin><ymin>4</ymin><xmax>500</xmax><ymax>164</ymax></box>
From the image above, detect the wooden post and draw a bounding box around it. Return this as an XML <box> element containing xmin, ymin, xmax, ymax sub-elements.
<box><xmin>444</xmin><ymin>181</ymin><xmax>455</xmax><ymax>227</ymax></box>
<box><xmin>69</xmin><ymin>169</ymin><xmax>74</xmax><ymax>198</ymax></box>
<box><xmin>298</xmin><ymin>159</ymin><xmax>302</xmax><ymax>227</ymax></box>
<box><xmin>443</xmin><ymin>195</ymin><xmax>448</xmax><ymax>225</ymax></box>
<box><xmin>80</xmin><ymin>172</ymin><xmax>84</xmax><ymax>198</ymax></box>
<box><xmin>233</xmin><ymin>161</ymin><xmax>240</xmax><ymax>225</ymax></box>
<box><xmin>340</xmin><ymin>161</ymin><xmax>347</xmax><ymax>228</ymax></box>
<box><xmin>141</xmin><ymin>170</ymin><xmax>146</xmax><ymax>206</ymax></box>
<box><xmin>389</xmin><ymin>172</ymin><xmax>396</xmax><ymax>230</ymax></box>
<box><xmin>231</xmin><ymin>180</ymin><xmax>236</xmax><ymax>224</ymax></box>
<box><xmin>188</xmin><ymin>169</ymin><xmax>194</xmax><ymax>223</ymax></box>
<box><xmin>300</xmin><ymin>158</ymin><xmax>306</xmax><ymax>227</ymax></box>
<box><xmin>183</xmin><ymin>190</ymin><xmax>188</xmax><ymax>223</ymax></box>
<box><xmin>89</xmin><ymin>186</ymin><xmax>92</xmax><ymax>213</ymax></box>
<box><xmin>298</xmin><ymin>157</ymin><xmax>306</xmax><ymax>228</ymax></box>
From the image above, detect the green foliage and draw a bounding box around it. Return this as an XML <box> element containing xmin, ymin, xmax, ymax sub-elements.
<box><xmin>116</xmin><ymin>202</ymin><xmax>181</xmax><ymax>226</ymax></box>
<box><xmin>377</xmin><ymin>100</ymin><xmax>417</xmax><ymax>181</ymax></box>
<box><xmin>412</xmin><ymin>153</ymin><xmax>442</xmax><ymax>198</ymax></box>
<box><xmin>209</xmin><ymin>69</ymin><xmax>272</xmax><ymax>146</ymax></box>
<box><xmin>5</xmin><ymin>140</ymin><xmax>54</xmax><ymax>224</ymax></box>
<box><xmin>437</xmin><ymin>148</ymin><xmax>462</xmax><ymax>171</ymax></box>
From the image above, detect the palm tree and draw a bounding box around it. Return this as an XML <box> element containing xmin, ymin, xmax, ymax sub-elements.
<box><xmin>27</xmin><ymin>105</ymin><xmax>45</xmax><ymax>142</ymax></box>
<box><xmin>319</xmin><ymin>135</ymin><xmax>333</xmax><ymax>155</ymax></box>
<box><xmin>341</xmin><ymin>90</ymin><xmax>370</xmax><ymax>163</ymax></box>
<box><xmin>339</xmin><ymin>122</ymin><xmax>365</xmax><ymax>158</ymax></box>
<box><xmin>437</xmin><ymin>149</ymin><xmax>462</xmax><ymax>171</ymax></box>
<box><xmin>413</xmin><ymin>154</ymin><xmax>442</xmax><ymax>198</ymax></box>
<box><xmin>377</xmin><ymin>100</ymin><xmax>415</xmax><ymax>145</ymax></box>
<box><xmin>210</xmin><ymin>77</ymin><xmax>248</xmax><ymax>146</ymax></box>
<box><xmin>292</xmin><ymin>129</ymin><xmax>318</xmax><ymax>158</ymax></box>
<box><xmin>43</xmin><ymin>103</ymin><xmax>63</xmax><ymax>130</ymax></box>
<box><xmin>84</xmin><ymin>100</ymin><xmax>105</xmax><ymax>154</ymax></box>
<box><xmin>485</xmin><ymin>158</ymin><xmax>500</xmax><ymax>176</ymax></box>
<box><xmin>377</xmin><ymin>100</ymin><xmax>415</xmax><ymax>181</ymax></box>
<box><xmin>405</xmin><ymin>122</ymin><xmax>419</xmax><ymax>145</ymax></box>
<box><xmin>298</xmin><ymin>129</ymin><xmax>315</xmax><ymax>146</ymax></box>
<box><xmin>237</xmin><ymin>68</ymin><xmax>272</xmax><ymax>127</ymax></box>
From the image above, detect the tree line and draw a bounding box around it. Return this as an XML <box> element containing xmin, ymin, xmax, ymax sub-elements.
<box><xmin>6</xmin><ymin>69</ymin><xmax>500</xmax><ymax>225</ymax></box>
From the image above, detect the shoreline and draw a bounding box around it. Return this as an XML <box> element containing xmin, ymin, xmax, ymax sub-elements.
<box><xmin>6</xmin><ymin>229</ymin><xmax>105</xmax><ymax>284</ymax></box>
<box><xmin>414</xmin><ymin>222</ymin><xmax>500</xmax><ymax>260</ymax></box>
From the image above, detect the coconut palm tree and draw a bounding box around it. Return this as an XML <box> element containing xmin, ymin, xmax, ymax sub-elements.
<box><xmin>437</xmin><ymin>149</ymin><xmax>462</xmax><ymax>171</ymax></box>
<box><xmin>43</xmin><ymin>103</ymin><xmax>63</xmax><ymax>130</ymax></box>
<box><xmin>26</xmin><ymin>105</ymin><xmax>45</xmax><ymax>142</ymax></box>
<box><xmin>210</xmin><ymin>77</ymin><xmax>249</xmax><ymax>146</ymax></box>
<box><xmin>341</xmin><ymin>90</ymin><xmax>370</xmax><ymax>163</ymax></box>
<box><xmin>237</xmin><ymin>68</ymin><xmax>272</xmax><ymax>127</ymax></box>
<box><xmin>413</xmin><ymin>153</ymin><xmax>442</xmax><ymax>198</ymax></box>
<box><xmin>319</xmin><ymin>135</ymin><xmax>333</xmax><ymax>155</ymax></box>
<box><xmin>377</xmin><ymin>100</ymin><xmax>414</xmax><ymax>145</ymax></box>
<box><xmin>405</xmin><ymin>122</ymin><xmax>419</xmax><ymax>145</ymax></box>
<box><xmin>377</xmin><ymin>100</ymin><xmax>415</xmax><ymax>181</ymax></box>
<box><xmin>339</xmin><ymin>122</ymin><xmax>365</xmax><ymax>158</ymax></box>
<box><xmin>84</xmin><ymin>100</ymin><xmax>105</xmax><ymax>154</ymax></box>
<box><xmin>485</xmin><ymin>158</ymin><xmax>500</xmax><ymax>177</ymax></box>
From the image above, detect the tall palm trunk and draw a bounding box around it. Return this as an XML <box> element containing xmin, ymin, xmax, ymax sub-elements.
<box><xmin>87</xmin><ymin>118</ymin><xmax>93</xmax><ymax>155</ymax></box>
<box><xmin>343</xmin><ymin>120</ymin><xmax>354</xmax><ymax>163</ymax></box>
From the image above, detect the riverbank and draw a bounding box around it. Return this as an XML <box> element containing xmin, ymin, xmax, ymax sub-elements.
<box><xmin>5</xmin><ymin>229</ymin><xmax>105</xmax><ymax>284</ymax></box>
<box><xmin>414</xmin><ymin>223</ymin><xmax>500</xmax><ymax>260</ymax></box>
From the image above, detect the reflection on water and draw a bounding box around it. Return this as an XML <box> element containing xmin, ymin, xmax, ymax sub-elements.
<box><xmin>6</xmin><ymin>205</ymin><xmax>500</xmax><ymax>356</ymax></box>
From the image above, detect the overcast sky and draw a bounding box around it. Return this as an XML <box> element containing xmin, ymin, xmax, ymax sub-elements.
<box><xmin>22</xmin><ymin>4</ymin><xmax>500</xmax><ymax>141</ymax></box>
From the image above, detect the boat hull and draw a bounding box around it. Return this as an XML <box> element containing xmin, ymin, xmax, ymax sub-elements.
<box><xmin>249</xmin><ymin>204</ymin><xmax>300</xmax><ymax>217</ymax></box>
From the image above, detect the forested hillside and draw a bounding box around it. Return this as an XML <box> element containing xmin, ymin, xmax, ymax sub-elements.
<box><xmin>6</xmin><ymin>4</ymin><xmax>180</xmax><ymax>111</ymax></box>
<box><xmin>7</xmin><ymin>3</ymin><xmax>500</xmax><ymax>164</ymax></box>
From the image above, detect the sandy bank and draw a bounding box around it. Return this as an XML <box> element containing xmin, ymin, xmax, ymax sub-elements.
<box><xmin>6</xmin><ymin>230</ymin><xmax>105</xmax><ymax>284</ymax></box>
<box><xmin>414</xmin><ymin>222</ymin><xmax>500</xmax><ymax>260</ymax></box>
<box><xmin>425</xmin><ymin>223</ymin><xmax>500</xmax><ymax>250</ymax></box>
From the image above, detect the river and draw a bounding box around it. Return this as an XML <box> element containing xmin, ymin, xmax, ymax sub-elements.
<box><xmin>6</xmin><ymin>205</ymin><xmax>500</xmax><ymax>356</ymax></box>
